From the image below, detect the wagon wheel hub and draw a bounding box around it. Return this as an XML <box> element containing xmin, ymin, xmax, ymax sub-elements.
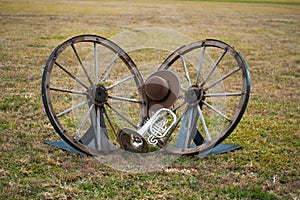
<box><xmin>94</xmin><ymin>85</ymin><xmax>108</xmax><ymax>105</ymax></box>
<box><xmin>185</xmin><ymin>86</ymin><xmax>205</xmax><ymax>106</ymax></box>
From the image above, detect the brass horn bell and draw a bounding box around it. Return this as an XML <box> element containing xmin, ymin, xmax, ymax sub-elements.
<box><xmin>117</xmin><ymin>128</ymin><xmax>149</xmax><ymax>153</ymax></box>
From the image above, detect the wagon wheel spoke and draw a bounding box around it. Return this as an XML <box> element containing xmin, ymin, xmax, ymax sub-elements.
<box><xmin>204</xmin><ymin>92</ymin><xmax>243</xmax><ymax>97</ymax></box>
<box><xmin>55</xmin><ymin>61</ymin><xmax>89</xmax><ymax>89</ymax></box>
<box><xmin>95</xmin><ymin>106</ymin><xmax>102</xmax><ymax>149</ymax></box>
<box><xmin>201</xmin><ymin>100</ymin><xmax>231</xmax><ymax>122</ymax></box>
<box><xmin>94</xmin><ymin>42</ymin><xmax>99</xmax><ymax>84</ymax></box>
<box><xmin>101</xmin><ymin>53</ymin><xmax>119</xmax><ymax>85</ymax></box>
<box><xmin>201</xmin><ymin>48</ymin><xmax>227</xmax><ymax>87</ymax></box>
<box><xmin>71</xmin><ymin>43</ymin><xmax>94</xmax><ymax>86</ymax></box>
<box><xmin>204</xmin><ymin>66</ymin><xmax>241</xmax><ymax>91</ymax></box>
<box><xmin>108</xmin><ymin>95</ymin><xmax>142</xmax><ymax>104</ymax></box>
<box><xmin>49</xmin><ymin>87</ymin><xmax>88</xmax><ymax>95</ymax></box>
<box><xmin>184</xmin><ymin>106</ymin><xmax>198</xmax><ymax>148</ymax></box>
<box><xmin>102</xmin><ymin>105</ymin><xmax>117</xmax><ymax>137</ymax></box>
<box><xmin>74</xmin><ymin>104</ymin><xmax>95</xmax><ymax>139</ymax></box>
<box><xmin>106</xmin><ymin>103</ymin><xmax>139</xmax><ymax>130</ymax></box>
<box><xmin>172</xmin><ymin>99</ymin><xmax>187</xmax><ymax>113</ymax></box>
<box><xmin>196</xmin><ymin>104</ymin><xmax>211</xmax><ymax>141</ymax></box>
<box><xmin>180</xmin><ymin>55</ymin><xmax>192</xmax><ymax>87</ymax></box>
<box><xmin>56</xmin><ymin>100</ymin><xmax>88</xmax><ymax>118</ymax></box>
<box><xmin>106</xmin><ymin>75</ymin><xmax>135</xmax><ymax>90</ymax></box>
<box><xmin>196</xmin><ymin>46</ymin><xmax>206</xmax><ymax>85</ymax></box>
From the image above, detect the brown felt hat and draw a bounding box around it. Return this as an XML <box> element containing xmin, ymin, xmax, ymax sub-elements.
<box><xmin>144</xmin><ymin>70</ymin><xmax>180</xmax><ymax>109</ymax></box>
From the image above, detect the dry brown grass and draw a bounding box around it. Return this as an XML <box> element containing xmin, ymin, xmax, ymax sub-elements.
<box><xmin>0</xmin><ymin>0</ymin><xmax>299</xmax><ymax>199</ymax></box>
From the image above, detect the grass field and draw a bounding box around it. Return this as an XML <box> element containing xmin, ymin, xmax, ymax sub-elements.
<box><xmin>0</xmin><ymin>0</ymin><xmax>299</xmax><ymax>199</ymax></box>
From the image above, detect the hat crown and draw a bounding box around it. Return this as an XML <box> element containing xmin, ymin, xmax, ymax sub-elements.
<box><xmin>144</xmin><ymin>70</ymin><xmax>180</xmax><ymax>110</ymax></box>
<box><xmin>145</xmin><ymin>75</ymin><xmax>169</xmax><ymax>102</ymax></box>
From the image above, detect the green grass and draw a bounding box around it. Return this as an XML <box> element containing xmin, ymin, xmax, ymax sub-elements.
<box><xmin>217</xmin><ymin>186</ymin><xmax>279</xmax><ymax>199</ymax></box>
<box><xmin>0</xmin><ymin>0</ymin><xmax>299</xmax><ymax>199</ymax></box>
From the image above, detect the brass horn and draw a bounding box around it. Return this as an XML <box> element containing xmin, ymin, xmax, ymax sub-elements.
<box><xmin>117</xmin><ymin>128</ymin><xmax>149</xmax><ymax>153</ymax></box>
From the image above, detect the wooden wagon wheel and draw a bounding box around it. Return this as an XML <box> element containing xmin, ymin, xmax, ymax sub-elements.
<box><xmin>158</xmin><ymin>39</ymin><xmax>250</xmax><ymax>155</ymax></box>
<box><xmin>42</xmin><ymin>35</ymin><xmax>147</xmax><ymax>155</ymax></box>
